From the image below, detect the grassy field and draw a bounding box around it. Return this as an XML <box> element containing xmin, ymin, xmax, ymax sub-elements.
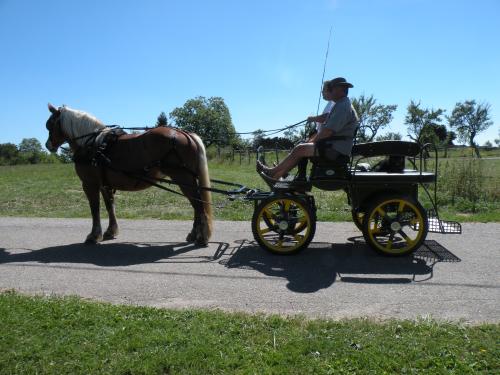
<box><xmin>0</xmin><ymin>156</ymin><xmax>499</xmax><ymax>222</ymax></box>
<box><xmin>1</xmin><ymin>291</ymin><xmax>498</xmax><ymax>374</ymax></box>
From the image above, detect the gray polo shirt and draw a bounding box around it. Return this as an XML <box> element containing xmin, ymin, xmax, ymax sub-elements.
<box><xmin>322</xmin><ymin>96</ymin><xmax>359</xmax><ymax>155</ymax></box>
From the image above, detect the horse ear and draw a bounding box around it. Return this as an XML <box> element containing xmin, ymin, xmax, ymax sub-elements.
<box><xmin>48</xmin><ymin>103</ymin><xmax>59</xmax><ymax>114</ymax></box>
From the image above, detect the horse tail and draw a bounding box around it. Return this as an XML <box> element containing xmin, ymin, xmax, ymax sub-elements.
<box><xmin>191</xmin><ymin>133</ymin><xmax>213</xmax><ymax>239</ymax></box>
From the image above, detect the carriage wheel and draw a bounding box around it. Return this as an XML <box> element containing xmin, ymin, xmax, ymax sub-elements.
<box><xmin>252</xmin><ymin>196</ymin><xmax>316</xmax><ymax>255</ymax></box>
<box><xmin>362</xmin><ymin>195</ymin><xmax>428</xmax><ymax>256</ymax></box>
<box><xmin>351</xmin><ymin>209</ymin><xmax>364</xmax><ymax>231</ymax></box>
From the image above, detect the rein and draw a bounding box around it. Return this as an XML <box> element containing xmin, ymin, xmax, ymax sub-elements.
<box><xmin>59</xmin><ymin>118</ymin><xmax>309</xmax><ymax>206</ymax></box>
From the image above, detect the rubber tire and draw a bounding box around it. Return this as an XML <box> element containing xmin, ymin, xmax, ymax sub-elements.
<box><xmin>362</xmin><ymin>195</ymin><xmax>428</xmax><ymax>257</ymax></box>
<box><xmin>251</xmin><ymin>196</ymin><xmax>316</xmax><ymax>255</ymax></box>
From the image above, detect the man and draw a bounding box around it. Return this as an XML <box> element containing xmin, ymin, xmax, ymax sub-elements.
<box><xmin>293</xmin><ymin>88</ymin><xmax>335</xmax><ymax>180</ymax></box>
<box><xmin>258</xmin><ymin>77</ymin><xmax>359</xmax><ymax>180</ymax></box>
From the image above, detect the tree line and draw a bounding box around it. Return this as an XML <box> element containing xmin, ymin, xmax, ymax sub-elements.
<box><xmin>0</xmin><ymin>138</ymin><xmax>67</xmax><ymax>166</ymax></box>
<box><xmin>157</xmin><ymin>95</ymin><xmax>496</xmax><ymax>157</ymax></box>
<box><xmin>0</xmin><ymin>95</ymin><xmax>496</xmax><ymax>166</ymax></box>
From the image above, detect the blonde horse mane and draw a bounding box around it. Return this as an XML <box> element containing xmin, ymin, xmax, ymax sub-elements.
<box><xmin>59</xmin><ymin>106</ymin><xmax>110</xmax><ymax>146</ymax></box>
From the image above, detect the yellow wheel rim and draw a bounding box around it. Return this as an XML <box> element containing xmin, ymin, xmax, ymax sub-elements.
<box><xmin>255</xmin><ymin>198</ymin><xmax>312</xmax><ymax>253</ymax></box>
<box><xmin>366</xmin><ymin>198</ymin><xmax>425</xmax><ymax>254</ymax></box>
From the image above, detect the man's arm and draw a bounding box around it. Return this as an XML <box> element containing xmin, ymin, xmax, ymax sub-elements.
<box><xmin>314</xmin><ymin>127</ymin><xmax>334</xmax><ymax>142</ymax></box>
<box><xmin>307</xmin><ymin>113</ymin><xmax>329</xmax><ymax>124</ymax></box>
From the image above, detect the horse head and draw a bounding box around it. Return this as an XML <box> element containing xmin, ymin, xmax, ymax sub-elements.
<box><xmin>45</xmin><ymin>103</ymin><xmax>65</xmax><ymax>152</ymax></box>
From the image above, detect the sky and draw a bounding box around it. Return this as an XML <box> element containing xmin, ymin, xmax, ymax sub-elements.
<box><xmin>0</xmin><ymin>0</ymin><xmax>499</xmax><ymax>147</ymax></box>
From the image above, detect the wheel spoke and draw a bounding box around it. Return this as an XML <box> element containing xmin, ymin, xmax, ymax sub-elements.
<box><xmin>283</xmin><ymin>200</ymin><xmax>291</xmax><ymax>212</ymax></box>
<box><xmin>297</xmin><ymin>216</ymin><xmax>307</xmax><ymax>224</ymax></box>
<box><xmin>260</xmin><ymin>227</ymin><xmax>271</xmax><ymax>235</ymax></box>
<box><xmin>294</xmin><ymin>234</ymin><xmax>304</xmax><ymax>243</ymax></box>
<box><xmin>385</xmin><ymin>232</ymin><xmax>395</xmax><ymax>250</ymax></box>
<box><xmin>398</xmin><ymin>230</ymin><xmax>414</xmax><ymax>245</ymax></box>
<box><xmin>263</xmin><ymin>208</ymin><xmax>274</xmax><ymax>220</ymax></box>
<box><xmin>398</xmin><ymin>201</ymin><xmax>406</xmax><ymax>213</ymax></box>
<box><xmin>376</xmin><ymin>207</ymin><xmax>387</xmax><ymax>218</ymax></box>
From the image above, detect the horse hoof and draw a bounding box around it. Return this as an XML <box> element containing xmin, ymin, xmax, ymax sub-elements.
<box><xmin>103</xmin><ymin>231</ymin><xmax>117</xmax><ymax>241</ymax></box>
<box><xmin>85</xmin><ymin>234</ymin><xmax>102</xmax><ymax>245</ymax></box>
<box><xmin>186</xmin><ymin>232</ymin><xmax>196</xmax><ymax>243</ymax></box>
<box><xmin>195</xmin><ymin>237</ymin><xmax>209</xmax><ymax>247</ymax></box>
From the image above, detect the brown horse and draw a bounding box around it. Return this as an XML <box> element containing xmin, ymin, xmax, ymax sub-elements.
<box><xmin>44</xmin><ymin>104</ymin><xmax>212</xmax><ymax>245</ymax></box>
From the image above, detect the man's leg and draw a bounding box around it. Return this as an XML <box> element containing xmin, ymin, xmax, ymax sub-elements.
<box><xmin>296</xmin><ymin>158</ymin><xmax>308</xmax><ymax>180</ymax></box>
<box><xmin>265</xmin><ymin>143</ymin><xmax>315</xmax><ymax>179</ymax></box>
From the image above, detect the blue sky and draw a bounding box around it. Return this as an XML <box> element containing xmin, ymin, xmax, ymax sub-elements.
<box><xmin>0</xmin><ymin>0</ymin><xmax>499</xmax><ymax>146</ymax></box>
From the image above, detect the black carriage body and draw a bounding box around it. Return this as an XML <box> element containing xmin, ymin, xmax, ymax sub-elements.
<box><xmin>310</xmin><ymin>141</ymin><xmax>435</xmax><ymax>210</ymax></box>
<box><xmin>250</xmin><ymin>140</ymin><xmax>461</xmax><ymax>256</ymax></box>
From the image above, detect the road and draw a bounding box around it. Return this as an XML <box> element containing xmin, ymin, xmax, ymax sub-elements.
<box><xmin>0</xmin><ymin>217</ymin><xmax>498</xmax><ymax>322</ymax></box>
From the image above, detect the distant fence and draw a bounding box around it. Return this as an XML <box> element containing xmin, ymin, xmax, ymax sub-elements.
<box><xmin>207</xmin><ymin>144</ymin><xmax>500</xmax><ymax>164</ymax></box>
<box><xmin>207</xmin><ymin>146</ymin><xmax>292</xmax><ymax>165</ymax></box>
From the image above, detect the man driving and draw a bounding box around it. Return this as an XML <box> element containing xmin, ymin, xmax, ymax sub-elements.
<box><xmin>258</xmin><ymin>77</ymin><xmax>359</xmax><ymax>180</ymax></box>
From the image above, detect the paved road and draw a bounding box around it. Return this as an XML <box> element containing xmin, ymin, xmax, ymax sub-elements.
<box><xmin>0</xmin><ymin>217</ymin><xmax>498</xmax><ymax>322</ymax></box>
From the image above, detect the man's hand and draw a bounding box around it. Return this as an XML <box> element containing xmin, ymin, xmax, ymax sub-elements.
<box><xmin>314</xmin><ymin>127</ymin><xmax>334</xmax><ymax>142</ymax></box>
<box><xmin>307</xmin><ymin>113</ymin><xmax>329</xmax><ymax>124</ymax></box>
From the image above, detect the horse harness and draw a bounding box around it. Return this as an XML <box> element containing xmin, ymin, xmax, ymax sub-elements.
<box><xmin>70</xmin><ymin>127</ymin><xmax>211</xmax><ymax>201</ymax></box>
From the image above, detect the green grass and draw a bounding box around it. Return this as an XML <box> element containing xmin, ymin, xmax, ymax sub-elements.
<box><xmin>0</xmin><ymin>158</ymin><xmax>499</xmax><ymax>222</ymax></box>
<box><xmin>0</xmin><ymin>291</ymin><xmax>498</xmax><ymax>374</ymax></box>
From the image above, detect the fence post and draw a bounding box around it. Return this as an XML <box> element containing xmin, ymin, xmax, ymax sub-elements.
<box><xmin>239</xmin><ymin>150</ymin><xmax>242</xmax><ymax>165</ymax></box>
<box><xmin>275</xmin><ymin>143</ymin><xmax>279</xmax><ymax>164</ymax></box>
<box><xmin>232</xmin><ymin>149</ymin><xmax>235</xmax><ymax>162</ymax></box>
<box><xmin>217</xmin><ymin>145</ymin><xmax>221</xmax><ymax>161</ymax></box>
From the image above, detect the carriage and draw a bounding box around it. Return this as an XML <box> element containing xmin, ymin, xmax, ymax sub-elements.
<box><xmin>45</xmin><ymin>105</ymin><xmax>461</xmax><ymax>254</ymax></box>
<box><xmin>239</xmin><ymin>140</ymin><xmax>462</xmax><ymax>256</ymax></box>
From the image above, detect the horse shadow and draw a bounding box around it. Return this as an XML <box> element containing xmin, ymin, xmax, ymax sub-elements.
<box><xmin>220</xmin><ymin>238</ymin><xmax>461</xmax><ymax>293</ymax></box>
<box><xmin>0</xmin><ymin>242</ymin><xmax>229</xmax><ymax>268</ymax></box>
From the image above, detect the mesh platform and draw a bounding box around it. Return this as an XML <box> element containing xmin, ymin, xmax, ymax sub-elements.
<box><xmin>427</xmin><ymin>209</ymin><xmax>462</xmax><ymax>234</ymax></box>
<box><xmin>413</xmin><ymin>209</ymin><xmax>462</xmax><ymax>234</ymax></box>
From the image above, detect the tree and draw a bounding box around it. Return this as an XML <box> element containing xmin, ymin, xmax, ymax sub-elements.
<box><xmin>169</xmin><ymin>96</ymin><xmax>239</xmax><ymax>147</ymax></box>
<box><xmin>57</xmin><ymin>147</ymin><xmax>73</xmax><ymax>163</ymax></box>
<box><xmin>18</xmin><ymin>138</ymin><xmax>46</xmax><ymax>164</ymax></box>
<box><xmin>0</xmin><ymin>143</ymin><xmax>19</xmax><ymax>165</ymax></box>
<box><xmin>405</xmin><ymin>100</ymin><xmax>445</xmax><ymax>144</ymax></box>
<box><xmin>252</xmin><ymin>129</ymin><xmax>265</xmax><ymax>149</ymax></box>
<box><xmin>495</xmin><ymin>129</ymin><xmax>500</xmax><ymax>147</ymax></box>
<box><xmin>156</xmin><ymin>111</ymin><xmax>168</xmax><ymax>127</ymax></box>
<box><xmin>283</xmin><ymin>127</ymin><xmax>300</xmax><ymax>144</ymax></box>
<box><xmin>447</xmin><ymin>100</ymin><xmax>493</xmax><ymax>158</ymax></box>
<box><xmin>352</xmin><ymin>94</ymin><xmax>397</xmax><ymax>142</ymax></box>
<box><xmin>376</xmin><ymin>132</ymin><xmax>402</xmax><ymax>141</ymax></box>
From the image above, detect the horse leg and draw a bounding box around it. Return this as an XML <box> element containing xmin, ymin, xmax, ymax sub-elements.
<box><xmin>82</xmin><ymin>182</ymin><xmax>103</xmax><ymax>244</ymax></box>
<box><xmin>171</xmin><ymin>171</ymin><xmax>209</xmax><ymax>246</ymax></box>
<box><xmin>101</xmin><ymin>187</ymin><xmax>119</xmax><ymax>240</ymax></box>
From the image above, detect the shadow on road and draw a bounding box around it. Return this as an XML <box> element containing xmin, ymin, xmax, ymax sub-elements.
<box><xmin>220</xmin><ymin>239</ymin><xmax>461</xmax><ymax>293</ymax></box>
<box><xmin>0</xmin><ymin>238</ymin><xmax>460</xmax><ymax>294</ymax></box>
<box><xmin>0</xmin><ymin>242</ymin><xmax>228</xmax><ymax>267</ymax></box>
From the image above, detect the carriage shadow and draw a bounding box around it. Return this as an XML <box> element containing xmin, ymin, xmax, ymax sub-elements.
<box><xmin>0</xmin><ymin>242</ymin><xmax>229</xmax><ymax>267</ymax></box>
<box><xmin>221</xmin><ymin>238</ymin><xmax>461</xmax><ymax>293</ymax></box>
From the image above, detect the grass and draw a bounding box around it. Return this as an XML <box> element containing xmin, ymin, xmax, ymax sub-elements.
<box><xmin>0</xmin><ymin>291</ymin><xmax>498</xmax><ymax>374</ymax></box>
<box><xmin>0</xmin><ymin>157</ymin><xmax>499</xmax><ymax>222</ymax></box>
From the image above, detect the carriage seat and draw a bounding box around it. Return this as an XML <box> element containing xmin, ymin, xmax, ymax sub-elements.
<box><xmin>309</xmin><ymin>154</ymin><xmax>350</xmax><ymax>180</ymax></box>
<box><xmin>352</xmin><ymin>140</ymin><xmax>421</xmax><ymax>173</ymax></box>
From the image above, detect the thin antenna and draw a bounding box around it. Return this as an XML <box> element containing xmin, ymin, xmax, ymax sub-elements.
<box><xmin>316</xmin><ymin>26</ymin><xmax>333</xmax><ymax>115</ymax></box>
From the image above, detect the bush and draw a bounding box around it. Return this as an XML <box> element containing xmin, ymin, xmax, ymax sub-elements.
<box><xmin>439</xmin><ymin>159</ymin><xmax>486</xmax><ymax>212</ymax></box>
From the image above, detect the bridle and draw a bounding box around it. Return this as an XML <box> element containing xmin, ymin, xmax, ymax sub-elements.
<box><xmin>48</xmin><ymin>113</ymin><xmax>106</xmax><ymax>150</ymax></box>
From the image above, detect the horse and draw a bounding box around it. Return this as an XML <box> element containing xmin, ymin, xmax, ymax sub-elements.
<box><xmin>44</xmin><ymin>103</ymin><xmax>213</xmax><ymax>246</ymax></box>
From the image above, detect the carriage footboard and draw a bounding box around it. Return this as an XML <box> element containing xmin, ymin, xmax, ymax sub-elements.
<box><xmin>426</xmin><ymin>209</ymin><xmax>462</xmax><ymax>234</ymax></box>
<box><xmin>411</xmin><ymin>209</ymin><xmax>462</xmax><ymax>234</ymax></box>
